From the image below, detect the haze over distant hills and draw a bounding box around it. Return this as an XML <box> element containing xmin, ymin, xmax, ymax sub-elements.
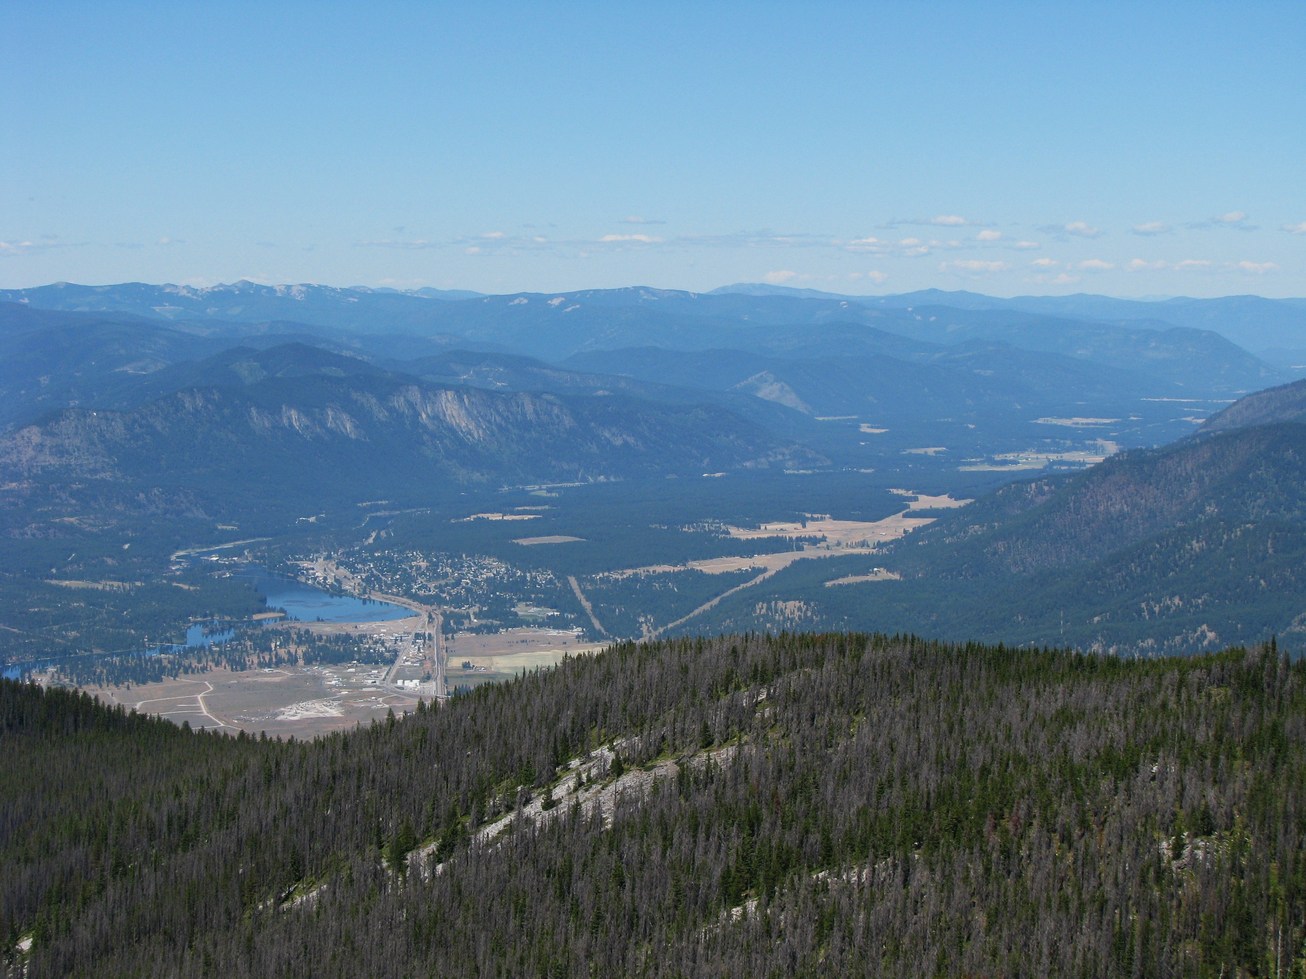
<box><xmin>716</xmin><ymin>283</ymin><xmax>1306</xmax><ymax>363</ymax></box>
<box><xmin>5</xmin><ymin>279</ymin><xmax>1305</xmax><ymax>365</ymax></box>
<box><xmin>2</xmin><ymin>278</ymin><xmax>1300</xmax><ymax>512</ymax></box>
<box><xmin>3</xmin><ymin>278</ymin><xmax>1306</xmax><ymax>662</ymax></box>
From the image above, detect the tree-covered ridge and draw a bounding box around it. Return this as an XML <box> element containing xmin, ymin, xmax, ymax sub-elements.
<box><xmin>895</xmin><ymin>421</ymin><xmax>1306</xmax><ymax>580</ymax></box>
<box><xmin>731</xmin><ymin>418</ymin><xmax>1306</xmax><ymax>654</ymax></box>
<box><xmin>4</xmin><ymin>635</ymin><xmax>1305</xmax><ymax>976</ymax></box>
<box><xmin>1201</xmin><ymin>376</ymin><xmax>1306</xmax><ymax>434</ymax></box>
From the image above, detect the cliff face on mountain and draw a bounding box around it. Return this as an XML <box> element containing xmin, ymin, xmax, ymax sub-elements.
<box><xmin>0</xmin><ymin>359</ymin><xmax>822</xmax><ymax>505</ymax></box>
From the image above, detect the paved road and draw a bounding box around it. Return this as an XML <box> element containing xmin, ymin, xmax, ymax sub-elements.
<box><xmin>567</xmin><ymin>575</ymin><xmax>610</xmax><ymax>639</ymax></box>
<box><xmin>647</xmin><ymin>567</ymin><xmax>779</xmax><ymax>640</ymax></box>
<box><xmin>427</xmin><ymin>610</ymin><xmax>446</xmax><ymax>700</ymax></box>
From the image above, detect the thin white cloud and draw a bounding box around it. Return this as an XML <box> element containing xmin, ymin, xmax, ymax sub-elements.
<box><xmin>1189</xmin><ymin>211</ymin><xmax>1256</xmax><ymax>231</ymax></box>
<box><xmin>845</xmin><ymin>236</ymin><xmax>884</xmax><ymax>252</ymax></box>
<box><xmin>843</xmin><ymin>234</ymin><xmax>939</xmax><ymax>257</ymax></box>
<box><xmin>598</xmin><ymin>233</ymin><xmax>662</xmax><ymax>244</ymax></box>
<box><xmin>449</xmin><ymin>231</ymin><xmax>563</xmax><ymax>253</ymax></box>
<box><xmin>356</xmin><ymin>238</ymin><xmax>438</xmax><ymax>250</ymax></box>
<box><xmin>1012</xmin><ymin>240</ymin><xmax>1040</xmax><ymax>250</ymax></box>
<box><xmin>1283</xmin><ymin>221</ymin><xmax>1306</xmax><ymax>234</ymax></box>
<box><xmin>942</xmin><ymin>259</ymin><xmax>1010</xmax><ymax>273</ymax></box>
<box><xmin>1132</xmin><ymin>221</ymin><xmax>1171</xmax><ymax>236</ymax></box>
<box><xmin>886</xmin><ymin>215</ymin><xmax>983</xmax><ymax>230</ymax></box>
<box><xmin>1038</xmin><ymin>221</ymin><xmax>1103</xmax><ymax>239</ymax></box>
<box><xmin>674</xmin><ymin>230</ymin><xmax>827</xmax><ymax>250</ymax></box>
<box><xmin>1128</xmin><ymin>257</ymin><xmax>1276</xmax><ymax>275</ymax></box>
<box><xmin>1078</xmin><ymin>259</ymin><xmax>1115</xmax><ymax>271</ymax></box>
<box><xmin>1031</xmin><ymin>258</ymin><xmax>1059</xmax><ymax>269</ymax></box>
<box><xmin>620</xmin><ymin>215</ymin><xmax>666</xmax><ymax>226</ymax></box>
<box><xmin>0</xmin><ymin>236</ymin><xmax>84</xmax><ymax>256</ymax></box>
<box><xmin>764</xmin><ymin>270</ymin><xmax>797</xmax><ymax>284</ymax></box>
<box><xmin>976</xmin><ymin>229</ymin><xmax>1002</xmax><ymax>242</ymax></box>
<box><xmin>360</xmin><ymin>230</ymin><xmax>569</xmax><ymax>255</ymax></box>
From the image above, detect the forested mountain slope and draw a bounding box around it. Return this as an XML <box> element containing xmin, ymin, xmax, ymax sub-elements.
<box><xmin>0</xmin><ymin>357</ymin><xmax>819</xmax><ymax>509</ymax></box>
<box><xmin>686</xmin><ymin>393</ymin><xmax>1306</xmax><ymax>654</ymax></box>
<box><xmin>894</xmin><ymin>420</ymin><xmax>1306</xmax><ymax>580</ymax></box>
<box><xmin>818</xmin><ymin>377</ymin><xmax>1306</xmax><ymax>654</ymax></box>
<box><xmin>1200</xmin><ymin>376</ymin><xmax>1306</xmax><ymax>433</ymax></box>
<box><xmin>4</xmin><ymin>635</ymin><xmax>1304</xmax><ymax>976</ymax></box>
<box><xmin>0</xmin><ymin>306</ymin><xmax>218</xmax><ymax>429</ymax></box>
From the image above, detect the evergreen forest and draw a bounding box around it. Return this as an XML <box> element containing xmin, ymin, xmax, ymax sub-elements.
<box><xmin>4</xmin><ymin>633</ymin><xmax>1305</xmax><ymax>976</ymax></box>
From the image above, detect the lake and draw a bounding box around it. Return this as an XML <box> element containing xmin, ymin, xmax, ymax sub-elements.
<box><xmin>240</xmin><ymin>569</ymin><xmax>413</xmax><ymax>624</ymax></box>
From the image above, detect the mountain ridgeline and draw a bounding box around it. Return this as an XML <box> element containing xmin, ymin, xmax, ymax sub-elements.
<box><xmin>0</xmin><ymin>343</ymin><xmax>820</xmax><ymax>508</ymax></box>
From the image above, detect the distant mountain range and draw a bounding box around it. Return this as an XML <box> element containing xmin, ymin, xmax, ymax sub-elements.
<box><xmin>4</xmin><ymin>280</ymin><xmax>1302</xmax><ymax>373</ymax></box>
<box><xmin>4</xmin><ymin>282</ymin><xmax>1296</xmax><ymax>465</ymax></box>
<box><xmin>715</xmin><ymin>283</ymin><xmax>1306</xmax><ymax>363</ymax></box>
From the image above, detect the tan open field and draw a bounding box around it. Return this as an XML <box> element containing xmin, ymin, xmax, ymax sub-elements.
<box><xmin>513</xmin><ymin>535</ymin><xmax>586</xmax><ymax>545</ymax></box>
<box><xmin>445</xmin><ymin>627</ymin><xmax>607</xmax><ymax>688</ymax></box>
<box><xmin>961</xmin><ymin>441</ymin><xmax>1118</xmax><ymax>471</ymax></box>
<box><xmin>1034</xmin><ymin>416</ymin><xmax>1120</xmax><ymax>427</ymax></box>
<box><xmin>605</xmin><ymin>489</ymin><xmax>968</xmax><ymax>580</ymax></box>
<box><xmin>86</xmin><ymin>664</ymin><xmax>422</xmax><ymax>739</ymax></box>
<box><xmin>893</xmin><ymin>489</ymin><xmax>969</xmax><ymax>510</ymax></box>
<box><xmin>454</xmin><ymin>511</ymin><xmax>540</xmax><ymax>523</ymax></box>
<box><xmin>446</xmin><ymin>628</ymin><xmax>606</xmax><ymax>667</ymax></box>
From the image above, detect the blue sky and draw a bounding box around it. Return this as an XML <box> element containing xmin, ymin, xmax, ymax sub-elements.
<box><xmin>5</xmin><ymin>1</ymin><xmax>1304</xmax><ymax>297</ymax></box>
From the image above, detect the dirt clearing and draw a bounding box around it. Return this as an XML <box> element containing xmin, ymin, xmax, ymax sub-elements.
<box><xmin>86</xmin><ymin>663</ymin><xmax>422</xmax><ymax>738</ymax></box>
